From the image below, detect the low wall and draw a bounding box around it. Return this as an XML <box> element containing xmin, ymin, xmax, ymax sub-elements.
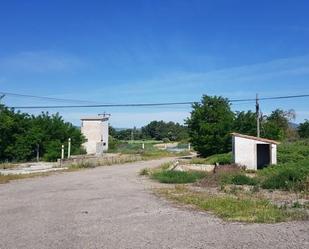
<box><xmin>58</xmin><ymin>154</ymin><xmax>142</xmax><ymax>167</ymax></box>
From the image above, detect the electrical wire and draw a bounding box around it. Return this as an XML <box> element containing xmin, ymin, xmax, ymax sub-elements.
<box><xmin>0</xmin><ymin>91</ymin><xmax>98</xmax><ymax>104</ymax></box>
<box><xmin>3</xmin><ymin>92</ymin><xmax>309</xmax><ymax>109</ymax></box>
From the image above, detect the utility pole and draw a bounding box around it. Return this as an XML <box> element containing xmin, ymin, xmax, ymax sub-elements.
<box><xmin>131</xmin><ymin>128</ymin><xmax>134</xmax><ymax>142</ymax></box>
<box><xmin>256</xmin><ymin>93</ymin><xmax>260</xmax><ymax>138</ymax></box>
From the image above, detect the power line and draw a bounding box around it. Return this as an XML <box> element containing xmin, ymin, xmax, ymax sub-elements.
<box><xmin>0</xmin><ymin>91</ymin><xmax>98</xmax><ymax>104</ymax></box>
<box><xmin>5</xmin><ymin>93</ymin><xmax>309</xmax><ymax>109</ymax></box>
<box><xmin>230</xmin><ymin>94</ymin><xmax>309</xmax><ymax>102</ymax></box>
<box><xmin>10</xmin><ymin>101</ymin><xmax>195</xmax><ymax>109</ymax></box>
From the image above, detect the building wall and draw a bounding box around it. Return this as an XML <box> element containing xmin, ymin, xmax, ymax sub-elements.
<box><xmin>81</xmin><ymin>119</ymin><xmax>109</xmax><ymax>155</ymax></box>
<box><xmin>271</xmin><ymin>144</ymin><xmax>277</xmax><ymax>165</ymax></box>
<box><xmin>233</xmin><ymin>136</ymin><xmax>277</xmax><ymax>170</ymax></box>
<box><xmin>233</xmin><ymin>136</ymin><xmax>257</xmax><ymax>170</ymax></box>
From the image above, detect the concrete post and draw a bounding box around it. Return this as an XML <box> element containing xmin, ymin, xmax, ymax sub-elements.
<box><xmin>188</xmin><ymin>143</ymin><xmax>191</xmax><ymax>151</ymax></box>
<box><xmin>142</xmin><ymin>143</ymin><xmax>145</xmax><ymax>150</ymax></box>
<box><xmin>61</xmin><ymin>145</ymin><xmax>64</xmax><ymax>160</ymax></box>
<box><xmin>36</xmin><ymin>144</ymin><xmax>40</xmax><ymax>162</ymax></box>
<box><xmin>68</xmin><ymin>138</ymin><xmax>71</xmax><ymax>158</ymax></box>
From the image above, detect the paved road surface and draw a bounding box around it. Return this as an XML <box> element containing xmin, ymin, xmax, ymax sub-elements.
<box><xmin>0</xmin><ymin>158</ymin><xmax>308</xmax><ymax>249</ymax></box>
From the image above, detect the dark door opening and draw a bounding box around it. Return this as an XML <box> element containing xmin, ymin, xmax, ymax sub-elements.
<box><xmin>257</xmin><ymin>144</ymin><xmax>270</xmax><ymax>169</ymax></box>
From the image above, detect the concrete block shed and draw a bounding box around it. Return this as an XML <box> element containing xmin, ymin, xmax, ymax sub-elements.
<box><xmin>231</xmin><ymin>133</ymin><xmax>280</xmax><ymax>170</ymax></box>
<box><xmin>81</xmin><ymin>115</ymin><xmax>110</xmax><ymax>155</ymax></box>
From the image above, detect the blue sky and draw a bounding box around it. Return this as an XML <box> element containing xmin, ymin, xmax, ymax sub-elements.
<box><xmin>0</xmin><ymin>0</ymin><xmax>309</xmax><ymax>127</ymax></box>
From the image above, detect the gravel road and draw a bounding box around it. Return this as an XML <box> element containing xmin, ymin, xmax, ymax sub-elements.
<box><xmin>0</xmin><ymin>158</ymin><xmax>308</xmax><ymax>249</ymax></box>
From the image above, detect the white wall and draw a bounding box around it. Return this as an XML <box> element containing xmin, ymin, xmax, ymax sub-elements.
<box><xmin>233</xmin><ymin>136</ymin><xmax>257</xmax><ymax>170</ymax></box>
<box><xmin>271</xmin><ymin>144</ymin><xmax>277</xmax><ymax>165</ymax></box>
<box><xmin>81</xmin><ymin>119</ymin><xmax>109</xmax><ymax>155</ymax></box>
<box><xmin>233</xmin><ymin>136</ymin><xmax>277</xmax><ymax>170</ymax></box>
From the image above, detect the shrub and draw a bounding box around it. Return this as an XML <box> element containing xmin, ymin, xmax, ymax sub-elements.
<box><xmin>191</xmin><ymin>153</ymin><xmax>232</xmax><ymax>165</ymax></box>
<box><xmin>139</xmin><ymin>168</ymin><xmax>150</xmax><ymax>176</ymax></box>
<box><xmin>158</xmin><ymin>187</ymin><xmax>308</xmax><ymax>223</ymax></box>
<box><xmin>277</xmin><ymin>140</ymin><xmax>309</xmax><ymax>164</ymax></box>
<box><xmin>258</xmin><ymin>160</ymin><xmax>309</xmax><ymax>191</ymax></box>
<box><xmin>230</xmin><ymin>174</ymin><xmax>258</xmax><ymax>186</ymax></box>
<box><xmin>151</xmin><ymin>170</ymin><xmax>206</xmax><ymax>184</ymax></box>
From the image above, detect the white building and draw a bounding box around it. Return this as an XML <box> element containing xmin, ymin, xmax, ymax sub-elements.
<box><xmin>232</xmin><ymin>133</ymin><xmax>279</xmax><ymax>170</ymax></box>
<box><xmin>81</xmin><ymin>115</ymin><xmax>110</xmax><ymax>155</ymax></box>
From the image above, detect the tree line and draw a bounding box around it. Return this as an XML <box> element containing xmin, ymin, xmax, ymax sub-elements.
<box><xmin>0</xmin><ymin>105</ymin><xmax>85</xmax><ymax>162</ymax></box>
<box><xmin>109</xmin><ymin>120</ymin><xmax>189</xmax><ymax>142</ymax></box>
<box><xmin>187</xmin><ymin>95</ymin><xmax>309</xmax><ymax>157</ymax></box>
<box><xmin>1</xmin><ymin>95</ymin><xmax>309</xmax><ymax>162</ymax></box>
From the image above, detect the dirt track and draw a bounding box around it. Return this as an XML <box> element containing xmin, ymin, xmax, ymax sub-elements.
<box><xmin>0</xmin><ymin>158</ymin><xmax>308</xmax><ymax>249</ymax></box>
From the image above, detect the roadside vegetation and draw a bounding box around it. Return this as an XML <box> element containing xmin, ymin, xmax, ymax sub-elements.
<box><xmin>190</xmin><ymin>153</ymin><xmax>232</xmax><ymax>165</ymax></box>
<box><xmin>157</xmin><ymin>186</ymin><xmax>307</xmax><ymax>223</ymax></box>
<box><xmin>109</xmin><ymin>140</ymin><xmax>191</xmax><ymax>159</ymax></box>
<box><xmin>0</xmin><ymin>172</ymin><xmax>52</xmax><ymax>184</ymax></box>
<box><xmin>0</xmin><ymin>105</ymin><xmax>86</xmax><ymax>162</ymax></box>
<box><xmin>145</xmin><ymin>136</ymin><xmax>309</xmax><ymax>223</ymax></box>
<box><xmin>151</xmin><ymin>170</ymin><xmax>206</xmax><ymax>184</ymax></box>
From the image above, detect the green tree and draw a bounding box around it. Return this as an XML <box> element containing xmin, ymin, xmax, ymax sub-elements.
<box><xmin>233</xmin><ymin>111</ymin><xmax>257</xmax><ymax>136</ymax></box>
<box><xmin>186</xmin><ymin>95</ymin><xmax>234</xmax><ymax>157</ymax></box>
<box><xmin>298</xmin><ymin>120</ymin><xmax>309</xmax><ymax>138</ymax></box>
<box><xmin>261</xmin><ymin>109</ymin><xmax>295</xmax><ymax>140</ymax></box>
<box><xmin>0</xmin><ymin>105</ymin><xmax>85</xmax><ymax>162</ymax></box>
<box><xmin>141</xmin><ymin>120</ymin><xmax>188</xmax><ymax>141</ymax></box>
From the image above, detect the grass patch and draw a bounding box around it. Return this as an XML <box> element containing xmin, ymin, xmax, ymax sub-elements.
<box><xmin>230</xmin><ymin>174</ymin><xmax>259</xmax><ymax>186</ymax></box>
<box><xmin>151</xmin><ymin>170</ymin><xmax>207</xmax><ymax>184</ymax></box>
<box><xmin>278</xmin><ymin>139</ymin><xmax>309</xmax><ymax>164</ymax></box>
<box><xmin>0</xmin><ymin>163</ymin><xmax>19</xmax><ymax>170</ymax></box>
<box><xmin>191</xmin><ymin>153</ymin><xmax>232</xmax><ymax>165</ymax></box>
<box><xmin>157</xmin><ymin>186</ymin><xmax>308</xmax><ymax>223</ymax></box>
<box><xmin>109</xmin><ymin>141</ymin><xmax>191</xmax><ymax>159</ymax></box>
<box><xmin>258</xmin><ymin>159</ymin><xmax>309</xmax><ymax>191</ymax></box>
<box><xmin>0</xmin><ymin>172</ymin><xmax>51</xmax><ymax>184</ymax></box>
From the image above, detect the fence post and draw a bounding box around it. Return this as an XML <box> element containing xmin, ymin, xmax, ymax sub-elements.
<box><xmin>61</xmin><ymin>145</ymin><xmax>65</xmax><ymax>160</ymax></box>
<box><xmin>68</xmin><ymin>138</ymin><xmax>71</xmax><ymax>158</ymax></box>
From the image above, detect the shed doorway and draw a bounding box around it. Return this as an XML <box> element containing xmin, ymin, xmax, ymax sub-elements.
<box><xmin>257</xmin><ymin>144</ymin><xmax>270</xmax><ymax>169</ymax></box>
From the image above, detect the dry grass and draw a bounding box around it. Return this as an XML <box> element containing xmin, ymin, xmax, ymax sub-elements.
<box><xmin>0</xmin><ymin>172</ymin><xmax>52</xmax><ymax>184</ymax></box>
<box><xmin>0</xmin><ymin>163</ymin><xmax>19</xmax><ymax>170</ymax></box>
<box><xmin>156</xmin><ymin>186</ymin><xmax>308</xmax><ymax>223</ymax></box>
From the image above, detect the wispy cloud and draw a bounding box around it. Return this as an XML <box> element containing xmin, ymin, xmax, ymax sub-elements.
<box><xmin>0</xmin><ymin>51</ymin><xmax>84</xmax><ymax>73</ymax></box>
<box><xmin>45</xmin><ymin>54</ymin><xmax>309</xmax><ymax>105</ymax></box>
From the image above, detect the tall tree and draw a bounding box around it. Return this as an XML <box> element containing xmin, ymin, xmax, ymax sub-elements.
<box><xmin>233</xmin><ymin>111</ymin><xmax>257</xmax><ymax>136</ymax></box>
<box><xmin>186</xmin><ymin>95</ymin><xmax>234</xmax><ymax>157</ymax></box>
<box><xmin>298</xmin><ymin>120</ymin><xmax>309</xmax><ymax>138</ymax></box>
<box><xmin>0</xmin><ymin>105</ymin><xmax>85</xmax><ymax>162</ymax></box>
<box><xmin>261</xmin><ymin>109</ymin><xmax>296</xmax><ymax>140</ymax></box>
<box><xmin>141</xmin><ymin>120</ymin><xmax>188</xmax><ymax>141</ymax></box>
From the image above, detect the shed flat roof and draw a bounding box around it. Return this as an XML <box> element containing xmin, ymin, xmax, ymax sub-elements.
<box><xmin>81</xmin><ymin>116</ymin><xmax>109</xmax><ymax>121</ymax></box>
<box><xmin>231</xmin><ymin>133</ymin><xmax>280</xmax><ymax>145</ymax></box>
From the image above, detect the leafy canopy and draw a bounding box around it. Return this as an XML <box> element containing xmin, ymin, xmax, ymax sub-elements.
<box><xmin>0</xmin><ymin>105</ymin><xmax>85</xmax><ymax>162</ymax></box>
<box><xmin>186</xmin><ymin>95</ymin><xmax>234</xmax><ymax>157</ymax></box>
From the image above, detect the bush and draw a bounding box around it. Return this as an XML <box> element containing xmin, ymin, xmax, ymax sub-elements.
<box><xmin>151</xmin><ymin>170</ymin><xmax>206</xmax><ymax>184</ymax></box>
<box><xmin>139</xmin><ymin>168</ymin><xmax>151</xmax><ymax>176</ymax></box>
<box><xmin>191</xmin><ymin>153</ymin><xmax>232</xmax><ymax>165</ymax></box>
<box><xmin>162</xmin><ymin>138</ymin><xmax>170</xmax><ymax>143</ymax></box>
<box><xmin>258</xmin><ymin>160</ymin><xmax>309</xmax><ymax>191</ymax></box>
<box><xmin>277</xmin><ymin>140</ymin><xmax>309</xmax><ymax>164</ymax></box>
<box><xmin>230</xmin><ymin>174</ymin><xmax>258</xmax><ymax>186</ymax></box>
